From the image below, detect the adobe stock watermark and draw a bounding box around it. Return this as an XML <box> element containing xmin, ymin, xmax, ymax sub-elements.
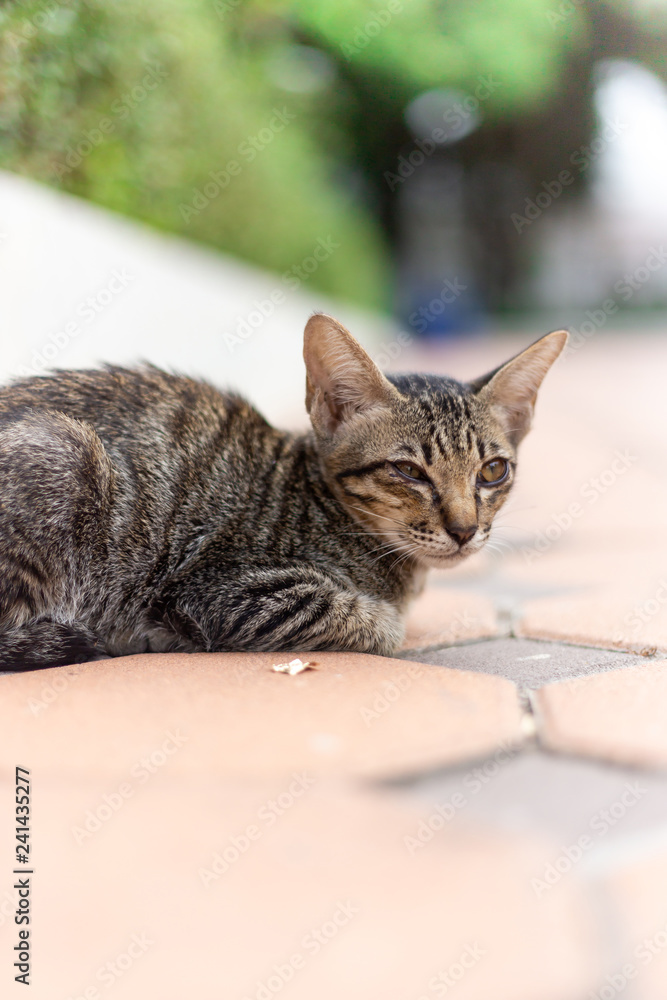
<box><xmin>26</xmin><ymin>669</ymin><xmax>79</xmax><ymax>716</ymax></box>
<box><xmin>521</xmin><ymin>449</ymin><xmax>637</xmax><ymax>564</ymax></box>
<box><xmin>415</xmin><ymin>943</ymin><xmax>486</xmax><ymax>999</ymax></box>
<box><xmin>64</xmin><ymin>933</ymin><xmax>154</xmax><ymax>1000</ymax></box>
<box><xmin>223</xmin><ymin>236</ymin><xmax>340</xmax><ymax>352</ymax></box>
<box><xmin>2</xmin><ymin>0</ymin><xmax>62</xmax><ymax>51</ymax></box>
<box><xmin>385</xmin><ymin>76</ymin><xmax>502</xmax><ymax>192</ymax></box>
<box><xmin>588</xmin><ymin>918</ymin><xmax>667</xmax><ymax>1000</ymax></box>
<box><xmin>71</xmin><ymin>730</ymin><xmax>188</xmax><ymax>845</ymax></box>
<box><xmin>564</xmin><ymin>245</ymin><xmax>667</xmax><ymax>358</ymax></box>
<box><xmin>14</xmin><ymin>268</ymin><xmax>134</xmax><ymax>378</ymax></box>
<box><xmin>0</xmin><ymin>882</ymin><xmax>19</xmax><ymax>929</ymax></box>
<box><xmin>242</xmin><ymin>901</ymin><xmax>358</xmax><ymax>1000</ymax></box>
<box><xmin>410</xmin><ymin>608</ymin><xmax>479</xmax><ymax>647</ymax></box>
<box><xmin>340</xmin><ymin>0</ymin><xmax>403</xmax><ymax>60</ymax></box>
<box><xmin>531</xmin><ymin>780</ymin><xmax>647</xmax><ymax>897</ymax></box>
<box><xmin>408</xmin><ymin>277</ymin><xmax>468</xmax><ymax>333</ymax></box>
<box><xmin>52</xmin><ymin>63</ymin><xmax>168</xmax><ymax>180</ymax></box>
<box><xmin>546</xmin><ymin>0</ymin><xmax>585</xmax><ymax>29</ymax></box>
<box><xmin>360</xmin><ymin>611</ymin><xmax>479</xmax><ymax>726</ymax></box>
<box><xmin>404</xmin><ymin>742</ymin><xmax>520</xmax><ymax>855</ymax></box>
<box><xmin>179</xmin><ymin>107</ymin><xmax>296</xmax><ymax>222</ymax></box>
<box><xmin>198</xmin><ymin>772</ymin><xmax>316</xmax><ymax>886</ymax></box>
<box><xmin>214</xmin><ymin>0</ymin><xmax>241</xmax><ymax>19</ymax></box>
<box><xmin>613</xmin><ymin>578</ymin><xmax>667</xmax><ymax>644</ymax></box>
<box><xmin>359</xmin><ymin>662</ymin><xmax>424</xmax><ymax>727</ymax></box>
<box><xmin>372</xmin><ymin>328</ymin><xmax>414</xmax><ymax>369</ymax></box>
<box><xmin>374</xmin><ymin>311</ymin><xmax>471</xmax><ymax>370</ymax></box>
<box><xmin>511</xmin><ymin>118</ymin><xmax>628</xmax><ymax>233</ymax></box>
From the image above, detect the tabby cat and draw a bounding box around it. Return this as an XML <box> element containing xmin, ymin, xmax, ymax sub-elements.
<box><xmin>0</xmin><ymin>313</ymin><xmax>566</xmax><ymax>668</ymax></box>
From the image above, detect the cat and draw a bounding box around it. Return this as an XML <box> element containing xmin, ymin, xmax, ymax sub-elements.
<box><xmin>0</xmin><ymin>313</ymin><xmax>566</xmax><ymax>668</ymax></box>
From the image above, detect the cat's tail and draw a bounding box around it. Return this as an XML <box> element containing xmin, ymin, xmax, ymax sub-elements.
<box><xmin>0</xmin><ymin>619</ymin><xmax>106</xmax><ymax>669</ymax></box>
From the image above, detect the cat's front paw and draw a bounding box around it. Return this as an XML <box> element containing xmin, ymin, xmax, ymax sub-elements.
<box><xmin>339</xmin><ymin>593</ymin><xmax>405</xmax><ymax>656</ymax></box>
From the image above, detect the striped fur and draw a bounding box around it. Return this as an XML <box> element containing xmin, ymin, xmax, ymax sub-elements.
<box><xmin>0</xmin><ymin>314</ymin><xmax>566</xmax><ymax>667</ymax></box>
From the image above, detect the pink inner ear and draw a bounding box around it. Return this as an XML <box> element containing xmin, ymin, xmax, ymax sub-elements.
<box><xmin>303</xmin><ymin>314</ymin><xmax>396</xmax><ymax>432</ymax></box>
<box><xmin>480</xmin><ymin>331</ymin><xmax>567</xmax><ymax>444</ymax></box>
<box><xmin>488</xmin><ymin>362</ymin><xmax>542</xmax><ymax>412</ymax></box>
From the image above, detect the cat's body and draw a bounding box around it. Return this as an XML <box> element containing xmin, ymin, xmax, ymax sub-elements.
<box><xmin>0</xmin><ymin>314</ymin><xmax>566</xmax><ymax>668</ymax></box>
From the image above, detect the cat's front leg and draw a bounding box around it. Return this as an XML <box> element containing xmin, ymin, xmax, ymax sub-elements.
<box><xmin>166</xmin><ymin>565</ymin><xmax>405</xmax><ymax>656</ymax></box>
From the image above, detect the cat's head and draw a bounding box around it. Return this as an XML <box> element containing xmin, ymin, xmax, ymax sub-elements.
<box><xmin>304</xmin><ymin>313</ymin><xmax>567</xmax><ymax>568</ymax></box>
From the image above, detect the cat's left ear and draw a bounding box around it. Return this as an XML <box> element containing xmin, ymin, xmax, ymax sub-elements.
<box><xmin>470</xmin><ymin>330</ymin><xmax>568</xmax><ymax>446</ymax></box>
<box><xmin>303</xmin><ymin>313</ymin><xmax>398</xmax><ymax>436</ymax></box>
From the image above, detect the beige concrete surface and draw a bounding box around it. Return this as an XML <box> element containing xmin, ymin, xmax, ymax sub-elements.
<box><xmin>0</xmin><ymin>652</ymin><xmax>525</xmax><ymax>782</ymax></box>
<box><xmin>535</xmin><ymin>660</ymin><xmax>667</xmax><ymax>767</ymax></box>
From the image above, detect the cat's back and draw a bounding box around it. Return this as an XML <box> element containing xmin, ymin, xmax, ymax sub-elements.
<box><xmin>0</xmin><ymin>365</ymin><xmax>265</xmax><ymax>449</ymax></box>
<box><xmin>0</xmin><ymin>365</ymin><xmax>276</xmax><ymax>459</ymax></box>
<box><xmin>0</xmin><ymin>364</ymin><xmax>283</xmax><ymax>521</ymax></box>
<box><xmin>0</xmin><ymin>364</ymin><xmax>293</xmax><ymax>596</ymax></box>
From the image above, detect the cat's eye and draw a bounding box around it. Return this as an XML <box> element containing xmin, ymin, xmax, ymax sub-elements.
<box><xmin>477</xmin><ymin>458</ymin><xmax>509</xmax><ymax>485</ymax></box>
<box><xmin>393</xmin><ymin>461</ymin><xmax>428</xmax><ymax>482</ymax></box>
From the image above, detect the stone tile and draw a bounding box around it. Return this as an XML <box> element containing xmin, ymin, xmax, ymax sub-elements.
<box><xmin>0</xmin><ymin>651</ymin><xmax>524</xmax><ymax>781</ymax></box>
<box><xmin>534</xmin><ymin>661</ymin><xmax>667</xmax><ymax>768</ymax></box>
<box><xmin>403</xmin><ymin>636</ymin><xmax>645</xmax><ymax>690</ymax></box>
<box><xmin>507</xmin><ymin>545</ymin><xmax>667</xmax><ymax>654</ymax></box>
<box><xmin>0</xmin><ymin>779</ymin><xmax>604</xmax><ymax>1000</ymax></box>
<box><xmin>402</xmin><ymin>582</ymin><xmax>499</xmax><ymax>651</ymax></box>
<box><xmin>518</xmin><ymin>592</ymin><xmax>667</xmax><ymax>655</ymax></box>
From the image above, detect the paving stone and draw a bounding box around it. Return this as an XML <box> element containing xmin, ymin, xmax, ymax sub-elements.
<box><xmin>510</xmin><ymin>546</ymin><xmax>667</xmax><ymax>654</ymax></box>
<box><xmin>0</xmin><ymin>778</ymin><xmax>604</xmax><ymax>1000</ymax></box>
<box><xmin>402</xmin><ymin>582</ymin><xmax>499</xmax><ymax>651</ymax></box>
<box><xmin>518</xmin><ymin>592</ymin><xmax>667</xmax><ymax>655</ymax></box>
<box><xmin>0</xmin><ymin>651</ymin><xmax>524</xmax><ymax>781</ymax></box>
<box><xmin>403</xmin><ymin>636</ymin><xmax>646</xmax><ymax>690</ymax></box>
<box><xmin>534</xmin><ymin>661</ymin><xmax>667</xmax><ymax>768</ymax></box>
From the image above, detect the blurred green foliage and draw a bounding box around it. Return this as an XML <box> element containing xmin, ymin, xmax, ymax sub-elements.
<box><xmin>0</xmin><ymin>0</ymin><xmax>584</xmax><ymax>308</ymax></box>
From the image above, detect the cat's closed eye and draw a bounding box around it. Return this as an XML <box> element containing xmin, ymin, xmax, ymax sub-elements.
<box><xmin>477</xmin><ymin>458</ymin><xmax>510</xmax><ymax>485</ymax></box>
<box><xmin>392</xmin><ymin>461</ymin><xmax>429</xmax><ymax>482</ymax></box>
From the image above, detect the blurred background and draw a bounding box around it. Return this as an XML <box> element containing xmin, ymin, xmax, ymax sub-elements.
<box><xmin>3</xmin><ymin>0</ymin><xmax>667</xmax><ymax>349</ymax></box>
<box><xmin>3</xmin><ymin>5</ymin><xmax>667</xmax><ymax>999</ymax></box>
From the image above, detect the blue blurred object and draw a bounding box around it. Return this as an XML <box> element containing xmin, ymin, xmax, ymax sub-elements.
<box><xmin>403</xmin><ymin>279</ymin><xmax>484</xmax><ymax>339</ymax></box>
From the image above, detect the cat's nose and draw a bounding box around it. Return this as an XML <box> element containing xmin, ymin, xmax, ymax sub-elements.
<box><xmin>446</xmin><ymin>523</ymin><xmax>477</xmax><ymax>546</ymax></box>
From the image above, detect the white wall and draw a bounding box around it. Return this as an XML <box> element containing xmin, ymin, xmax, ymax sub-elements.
<box><xmin>0</xmin><ymin>172</ymin><xmax>393</xmax><ymax>428</ymax></box>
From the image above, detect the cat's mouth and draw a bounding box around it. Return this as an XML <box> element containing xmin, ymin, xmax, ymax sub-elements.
<box><xmin>418</xmin><ymin>549</ymin><xmax>468</xmax><ymax>567</ymax></box>
<box><xmin>377</xmin><ymin>528</ymin><xmax>487</xmax><ymax>569</ymax></box>
<box><xmin>409</xmin><ymin>536</ymin><xmax>486</xmax><ymax>567</ymax></box>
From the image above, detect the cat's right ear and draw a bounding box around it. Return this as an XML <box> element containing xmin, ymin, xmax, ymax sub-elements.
<box><xmin>469</xmin><ymin>329</ymin><xmax>568</xmax><ymax>446</ymax></box>
<box><xmin>303</xmin><ymin>313</ymin><xmax>397</xmax><ymax>436</ymax></box>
